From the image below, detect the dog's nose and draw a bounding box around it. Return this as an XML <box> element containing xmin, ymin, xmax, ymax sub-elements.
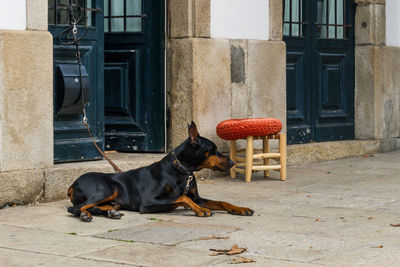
<box><xmin>228</xmin><ymin>159</ymin><xmax>235</xmax><ymax>168</ymax></box>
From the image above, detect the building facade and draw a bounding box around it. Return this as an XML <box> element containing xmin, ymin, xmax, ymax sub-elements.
<box><xmin>0</xmin><ymin>0</ymin><xmax>399</xmax><ymax>205</ymax></box>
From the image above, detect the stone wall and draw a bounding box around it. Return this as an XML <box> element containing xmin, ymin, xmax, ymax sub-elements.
<box><xmin>355</xmin><ymin>0</ymin><xmax>400</xmax><ymax>140</ymax></box>
<box><xmin>0</xmin><ymin>30</ymin><xmax>53</xmax><ymax>171</ymax></box>
<box><xmin>0</xmin><ymin>0</ymin><xmax>53</xmax><ymax>172</ymax></box>
<box><xmin>0</xmin><ymin>0</ymin><xmax>53</xmax><ymax>204</ymax></box>
<box><xmin>167</xmin><ymin>0</ymin><xmax>286</xmax><ymax>152</ymax></box>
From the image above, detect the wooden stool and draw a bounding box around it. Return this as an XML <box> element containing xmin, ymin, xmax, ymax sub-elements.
<box><xmin>217</xmin><ymin>118</ymin><xmax>286</xmax><ymax>182</ymax></box>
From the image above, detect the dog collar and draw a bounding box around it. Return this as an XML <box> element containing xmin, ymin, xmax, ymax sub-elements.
<box><xmin>170</xmin><ymin>151</ymin><xmax>194</xmax><ymax>195</ymax></box>
<box><xmin>170</xmin><ymin>151</ymin><xmax>193</xmax><ymax>176</ymax></box>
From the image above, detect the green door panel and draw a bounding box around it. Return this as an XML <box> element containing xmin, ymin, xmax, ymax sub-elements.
<box><xmin>49</xmin><ymin>0</ymin><xmax>105</xmax><ymax>162</ymax></box>
<box><xmin>104</xmin><ymin>0</ymin><xmax>165</xmax><ymax>152</ymax></box>
<box><xmin>284</xmin><ymin>0</ymin><xmax>355</xmax><ymax>144</ymax></box>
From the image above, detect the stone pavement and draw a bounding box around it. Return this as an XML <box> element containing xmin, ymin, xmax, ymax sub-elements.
<box><xmin>1</xmin><ymin>151</ymin><xmax>400</xmax><ymax>266</ymax></box>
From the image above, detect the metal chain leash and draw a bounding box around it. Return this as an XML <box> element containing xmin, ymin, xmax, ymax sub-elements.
<box><xmin>58</xmin><ymin>2</ymin><xmax>88</xmax><ymax>46</ymax></box>
<box><xmin>71</xmin><ymin>19</ymin><xmax>88</xmax><ymax>124</ymax></box>
<box><xmin>183</xmin><ymin>175</ymin><xmax>194</xmax><ymax>195</ymax></box>
<box><xmin>70</xmin><ymin>2</ymin><xmax>87</xmax><ymax>122</ymax></box>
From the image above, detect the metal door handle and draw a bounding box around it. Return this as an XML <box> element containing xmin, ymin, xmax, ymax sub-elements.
<box><xmin>86</xmin><ymin>8</ymin><xmax>102</xmax><ymax>13</ymax></box>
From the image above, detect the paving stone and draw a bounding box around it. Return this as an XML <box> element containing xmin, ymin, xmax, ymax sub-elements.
<box><xmin>228</xmin><ymin>229</ymin><xmax>366</xmax><ymax>263</ymax></box>
<box><xmin>1</xmin><ymin>151</ymin><xmax>400</xmax><ymax>265</ymax></box>
<box><xmin>80</xmin><ymin>242</ymin><xmax>224</xmax><ymax>266</ymax></box>
<box><xmin>0</xmin><ymin>247</ymin><xmax>126</xmax><ymax>267</ymax></box>
<box><xmin>315</xmin><ymin>243</ymin><xmax>400</xmax><ymax>266</ymax></box>
<box><xmin>0</xmin><ymin>225</ymin><xmax>118</xmax><ymax>257</ymax></box>
<box><xmin>94</xmin><ymin>221</ymin><xmax>238</xmax><ymax>246</ymax></box>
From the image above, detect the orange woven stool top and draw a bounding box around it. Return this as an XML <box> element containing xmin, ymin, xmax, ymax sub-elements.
<box><xmin>216</xmin><ymin>118</ymin><xmax>282</xmax><ymax>140</ymax></box>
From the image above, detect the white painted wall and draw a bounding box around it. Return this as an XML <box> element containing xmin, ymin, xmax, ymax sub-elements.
<box><xmin>386</xmin><ymin>0</ymin><xmax>400</xmax><ymax>47</ymax></box>
<box><xmin>210</xmin><ymin>0</ymin><xmax>269</xmax><ymax>40</ymax></box>
<box><xmin>0</xmin><ymin>0</ymin><xmax>27</xmax><ymax>30</ymax></box>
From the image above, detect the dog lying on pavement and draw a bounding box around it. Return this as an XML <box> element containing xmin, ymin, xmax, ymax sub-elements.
<box><xmin>67</xmin><ymin>122</ymin><xmax>254</xmax><ymax>222</ymax></box>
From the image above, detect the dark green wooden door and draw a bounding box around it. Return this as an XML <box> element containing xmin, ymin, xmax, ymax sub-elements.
<box><xmin>49</xmin><ymin>0</ymin><xmax>105</xmax><ymax>162</ymax></box>
<box><xmin>284</xmin><ymin>0</ymin><xmax>355</xmax><ymax>144</ymax></box>
<box><xmin>104</xmin><ymin>0</ymin><xmax>165</xmax><ymax>152</ymax></box>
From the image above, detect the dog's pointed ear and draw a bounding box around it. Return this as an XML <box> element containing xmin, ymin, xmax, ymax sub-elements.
<box><xmin>188</xmin><ymin>121</ymin><xmax>200</xmax><ymax>147</ymax></box>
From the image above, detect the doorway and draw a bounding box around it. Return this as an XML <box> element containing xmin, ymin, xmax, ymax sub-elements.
<box><xmin>284</xmin><ymin>0</ymin><xmax>355</xmax><ymax>144</ymax></box>
<box><xmin>104</xmin><ymin>0</ymin><xmax>165</xmax><ymax>152</ymax></box>
<box><xmin>48</xmin><ymin>0</ymin><xmax>165</xmax><ymax>162</ymax></box>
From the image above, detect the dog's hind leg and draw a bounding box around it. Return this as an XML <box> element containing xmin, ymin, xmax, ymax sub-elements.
<box><xmin>88</xmin><ymin>204</ymin><xmax>124</xmax><ymax>219</ymax></box>
<box><xmin>74</xmin><ymin>191</ymin><xmax>119</xmax><ymax>222</ymax></box>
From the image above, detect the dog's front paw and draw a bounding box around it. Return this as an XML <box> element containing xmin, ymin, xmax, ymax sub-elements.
<box><xmin>80</xmin><ymin>212</ymin><xmax>93</xmax><ymax>222</ymax></box>
<box><xmin>196</xmin><ymin>207</ymin><xmax>212</xmax><ymax>217</ymax></box>
<box><xmin>229</xmin><ymin>207</ymin><xmax>254</xmax><ymax>216</ymax></box>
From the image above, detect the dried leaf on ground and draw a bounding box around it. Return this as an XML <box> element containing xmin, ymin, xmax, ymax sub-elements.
<box><xmin>210</xmin><ymin>244</ymin><xmax>246</xmax><ymax>256</ymax></box>
<box><xmin>390</xmin><ymin>223</ymin><xmax>400</xmax><ymax>227</ymax></box>
<box><xmin>229</xmin><ymin>257</ymin><xmax>256</xmax><ymax>264</ymax></box>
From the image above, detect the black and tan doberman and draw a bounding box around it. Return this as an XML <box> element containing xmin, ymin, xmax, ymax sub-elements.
<box><xmin>67</xmin><ymin>122</ymin><xmax>254</xmax><ymax>222</ymax></box>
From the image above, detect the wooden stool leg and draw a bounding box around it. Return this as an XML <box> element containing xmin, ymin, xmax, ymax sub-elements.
<box><xmin>230</xmin><ymin>140</ymin><xmax>237</xmax><ymax>179</ymax></box>
<box><xmin>263</xmin><ymin>136</ymin><xmax>270</xmax><ymax>177</ymax></box>
<box><xmin>279</xmin><ymin>133</ymin><xmax>287</xmax><ymax>181</ymax></box>
<box><xmin>245</xmin><ymin>136</ymin><xmax>254</xmax><ymax>182</ymax></box>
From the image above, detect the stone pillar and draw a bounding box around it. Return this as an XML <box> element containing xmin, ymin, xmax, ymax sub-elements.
<box><xmin>167</xmin><ymin>37</ymin><xmax>232</xmax><ymax>150</ymax></box>
<box><xmin>191</xmin><ymin>38</ymin><xmax>232</xmax><ymax>150</ymax></box>
<box><xmin>167</xmin><ymin>38</ymin><xmax>194</xmax><ymax>149</ymax></box>
<box><xmin>355</xmin><ymin>0</ymin><xmax>400</xmax><ymax>140</ymax></box>
<box><xmin>167</xmin><ymin>0</ymin><xmax>286</xmax><ymax>151</ymax></box>
<box><xmin>0</xmin><ymin>0</ymin><xmax>53</xmax><ymax>171</ymax></box>
<box><xmin>168</xmin><ymin>0</ymin><xmax>225</xmax><ymax>149</ymax></box>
